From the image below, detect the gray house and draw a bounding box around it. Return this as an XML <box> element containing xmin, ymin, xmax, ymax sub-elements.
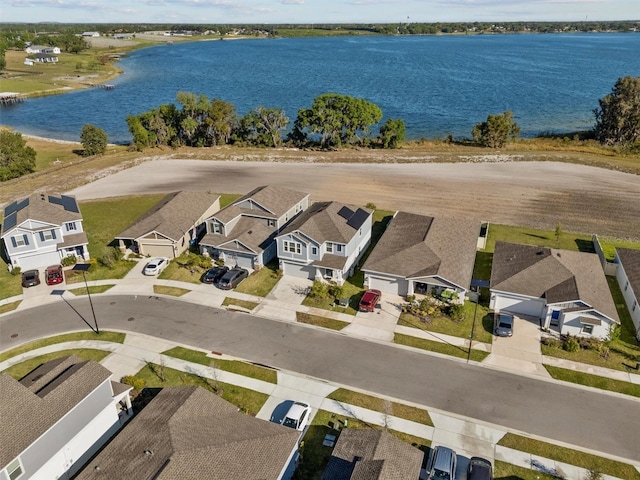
<box><xmin>362</xmin><ymin>211</ymin><xmax>480</xmax><ymax>302</ymax></box>
<box><xmin>615</xmin><ymin>247</ymin><xmax>640</xmax><ymax>340</ymax></box>
<box><xmin>276</xmin><ymin>202</ymin><xmax>372</xmax><ymax>285</ymax></box>
<box><xmin>322</xmin><ymin>429</ymin><xmax>424</xmax><ymax>480</ymax></box>
<box><xmin>76</xmin><ymin>386</ymin><xmax>301</xmax><ymax>480</ymax></box>
<box><xmin>200</xmin><ymin>185</ymin><xmax>309</xmax><ymax>270</ymax></box>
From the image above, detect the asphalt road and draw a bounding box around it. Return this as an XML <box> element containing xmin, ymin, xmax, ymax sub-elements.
<box><xmin>2</xmin><ymin>295</ymin><xmax>639</xmax><ymax>462</ymax></box>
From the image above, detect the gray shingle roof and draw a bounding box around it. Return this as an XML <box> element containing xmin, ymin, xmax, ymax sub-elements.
<box><xmin>214</xmin><ymin>185</ymin><xmax>308</xmax><ymax>224</ymax></box>
<box><xmin>76</xmin><ymin>386</ymin><xmax>300</xmax><ymax>480</ymax></box>
<box><xmin>491</xmin><ymin>242</ymin><xmax>619</xmax><ymax>322</ymax></box>
<box><xmin>1</xmin><ymin>193</ymin><xmax>83</xmax><ymax>236</ymax></box>
<box><xmin>57</xmin><ymin>231</ymin><xmax>89</xmax><ymax>248</ymax></box>
<box><xmin>116</xmin><ymin>191</ymin><xmax>219</xmax><ymax>242</ymax></box>
<box><xmin>322</xmin><ymin>429</ymin><xmax>424</xmax><ymax>480</ymax></box>
<box><xmin>0</xmin><ymin>355</ymin><xmax>113</xmax><ymax>467</ymax></box>
<box><xmin>200</xmin><ymin>216</ymin><xmax>274</xmax><ymax>254</ymax></box>
<box><xmin>362</xmin><ymin>211</ymin><xmax>480</xmax><ymax>289</ymax></box>
<box><xmin>279</xmin><ymin>202</ymin><xmax>372</xmax><ymax>245</ymax></box>
<box><xmin>616</xmin><ymin>248</ymin><xmax>640</xmax><ymax>301</ymax></box>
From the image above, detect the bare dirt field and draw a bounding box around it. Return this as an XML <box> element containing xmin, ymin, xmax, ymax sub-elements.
<box><xmin>68</xmin><ymin>157</ymin><xmax>640</xmax><ymax>240</ymax></box>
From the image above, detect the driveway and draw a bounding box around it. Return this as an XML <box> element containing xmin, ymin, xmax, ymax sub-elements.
<box><xmin>342</xmin><ymin>294</ymin><xmax>404</xmax><ymax>341</ymax></box>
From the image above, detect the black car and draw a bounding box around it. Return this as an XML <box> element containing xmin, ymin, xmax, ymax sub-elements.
<box><xmin>202</xmin><ymin>266</ymin><xmax>229</xmax><ymax>284</ymax></box>
<box><xmin>21</xmin><ymin>269</ymin><xmax>41</xmax><ymax>288</ymax></box>
<box><xmin>467</xmin><ymin>457</ymin><xmax>493</xmax><ymax>480</ymax></box>
<box><xmin>217</xmin><ymin>267</ymin><xmax>249</xmax><ymax>290</ymax></box>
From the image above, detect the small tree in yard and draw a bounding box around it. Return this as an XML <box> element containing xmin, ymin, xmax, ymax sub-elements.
<box><xmin>554</xmin><ymin>224</ymin><xmax>562</xmax><ymax>242</ymax></box>
<box><xmin>81</xmin><ymin>124</ymin><xmax>108</xmax><ymax>156</ymax></box>
<box><xmin>472</xmin><ymin>110</ymin><xmax>520</xmax><ymax>148</ymax></box>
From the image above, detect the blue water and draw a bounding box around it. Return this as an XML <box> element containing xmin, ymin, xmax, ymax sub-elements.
<box><xmin>1</xmin><ymin>34</ymin><xmax>639</xmax><ymax>143</ymax></box>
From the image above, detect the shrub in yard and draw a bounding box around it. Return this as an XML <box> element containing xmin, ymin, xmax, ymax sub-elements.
<box><xmin>122</xmin><ymin>375</ymin><xmax>146</xmax><ymax>391</ymax></box>
<box><xmin>310</xmin><ymin>279</ymin><xmax>329</xmax><ymax>298</ymax></box>
<box><xmin>562</xmin><ymin>335</ymin><xmax>580</xmax><ymax>353</ymax></box>
<box><xmin>541</xmin><ymin>337</ymin><xmax>562</xmax><ymax>349</ymax></box>
<box><xmin>365</xmin><ymin>202</ymin><xmax>377</xmax><ymax>209</ymax></box>
<box><xmin>61</xmin><ymin>255</ymin><xmax>77</xmax><ymax>267</ymax></box>
<box><xmin>328</xmin><ymin>283</ymin><xmax>344</xmax><ymax>300</ymax></box>
<box><xmin>10</xmin><ymin>266</ymin><xmax>21</xmax><ymax>276</ymax></box>
<box><xmin>444</xmin><ymin>303</ymin><xmax>465</xmax><ymax>322</ymax></box>
<box><xmin>405</xmin><ymin>294</ymin><xmax>416</xmax><ymax>303</ymax></box>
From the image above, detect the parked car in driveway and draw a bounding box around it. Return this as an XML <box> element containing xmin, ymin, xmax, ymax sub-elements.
<box><xmin>426</xmin><ymin>445</ymin><xmax>457</xmax><ymax>480</ymax></box>
<box><xmin>359</xmin><ymin>289</ymin><xmax>381</xmax><ymax>312</ymax></box>
<box><xmin>202</xmin><ymin>266</ymin><xmax>229</xmax><ymax>284</ymax></box>
<box><xmin>467</xmin><ymin>456</ymin><xmax>493</xmax><ymax>480</ymax></box>
<box><xmin>45</xmin><ymin>264</ymin><xmax>64</xmax><ymax>285</ymax></box>
<box><xmin>494</xmin><ymin>312</ymin><xmax>514</xmax><ymax>337</ymax></box>
<box><xmin>217</xmin><ymin>267</ymin><xmax>249</xmax><ymax>290</ymax></box>
<box><xmin>21</xmin><ymin>269</ymin><xmax>40</xmax><ymax>288</ymax></box>
<box><xmin>281</xmin><ymin>401</ymin><xmax>311</xmax><ymax>431</ymax></box>
<box><xmin>143</xmin><ymin>257</ymin><xmax>169</xmax><ymax>276</ymax></box>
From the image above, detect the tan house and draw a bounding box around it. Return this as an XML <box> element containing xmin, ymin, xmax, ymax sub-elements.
<box><xmin>115</xmin><ymin>191</ymin><xmax>220</xmax><ymax>258</ymax></box>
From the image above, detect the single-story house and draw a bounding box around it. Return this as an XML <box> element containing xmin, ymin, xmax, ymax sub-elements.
<box><xmin>490</xmin><ymin>241</ymin><xmax>620</xmax><ymax>339</ymax></box>
<box><xmin>615</xmin><ymin>247</ymin><xmax>640</xmax><ymax>340</ymax></box>
<box><xmin>115</xmin><ymin>191</ymin><xmax>220</xmax><ymax>258</ymax></box>
<box><xmin>322</xmin><ymin>429</ymin><xmax>424</xmax><ymax>480</ymax></box>
<box><xmin>25</xmin><ymin>45</ymin><xmax>61</xmax><ymax>54</ymax></box>
<box><xmin>81</xmin><ymin>31</ymin><xmax>100</xmax><ymax>37</ymax></box>
<box><xmin>200</xmin><ymin>185</ymin><xmax>310</xmax><ymax>270</ymax></box>
<box><xmin>1</xmin><ymin>193</ymin><xmax>90</xmax><ymax>271</ymax></box>
<box><xmin>75</xmin><ymin>386</ymin><xmax>300</xmax><ymax>480</ymax></box>
<box><xmin>33</xmin><ymin>53</ymin><xmax>59</xmax><ymax>63</ymax></box>
<box><xmin>0</xmin><ymin>355</ymin><xmax>132</xmax><ymax>480</ymax></box>
<box><xmin>362</xmin><ymin>211</ymin><xmax>480</xmax><ymax>302</ymax></box>
<box><xmin>276</xmin><ymin>202</ymin><xmax>373</xmax><ymax>285</ymax></box>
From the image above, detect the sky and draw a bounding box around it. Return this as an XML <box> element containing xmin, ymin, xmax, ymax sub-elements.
<box><xmin>2</xmin><ymin>0</ymin><xmax>640</xmax><ymax>25</ymax></box>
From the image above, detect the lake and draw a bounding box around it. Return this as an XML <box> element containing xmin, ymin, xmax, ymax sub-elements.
<box><xmin>1</xmin><ymin>33</ymin><xmax>639</xmax><ymax>143</ymax></box>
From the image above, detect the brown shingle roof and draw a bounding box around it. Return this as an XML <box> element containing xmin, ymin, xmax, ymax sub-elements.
<box><xmin>56</xmin><ymin>231</ymin><xmax>89</xmax><ymax>248</ymax></box>
<box><xmin>200</xmin><ymin>216</ymin><xmax>274</xmax><ymax>254</ymax></box>
<box><xmin>116</xmin><ymin>191</ymin><xmax>219</xmax><ymax>242</ymax></box>
<box><xmin>214</xmin><ymin>186</ymin><xmax>308</xmax><ymax>224</ymax></box>
<box><xmin>362</xmin><ymin>211</ymin><xmax>480</xmax><ymax>289</ymax></box>
<box><xmin>491</xmin><ymin>242</ymin><xmax>619</xmax><ymax>322</ymax></box>
<box><xmin>0</xmin><ymin>355</ymin><xmax>113</xmax><ymax>467</ymax></box>
<box><xmin>2</xmin><ymin>193</ymin><xmax>83</xmax><ymax>236</ymax></box>
<box><xmin>76</xmin><ymin>386</ymin><xmax>300</xmax><ymax>480</ymax></box>
<box><xmin>616</xmin><ymin>248</ymin><xmax>640</xmax><ymax>301</ymax></box>
<box><xmin>322</xmin><ymin>429</ymin><xmax>424</xmax><ymax>480</ymax></box>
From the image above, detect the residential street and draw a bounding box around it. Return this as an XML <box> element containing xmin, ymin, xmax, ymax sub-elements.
<box><xmin>2</xmin><ymin>294</ymin><xmax>639</xmax><ymax>462</ymax></box>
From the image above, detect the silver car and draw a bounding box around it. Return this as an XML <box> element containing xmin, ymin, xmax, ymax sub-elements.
<box><xmin>494</xmin><ymin>312</ymin><xmax>514</xmax><ymax>337</ymax></box>
<box><xmin>426</xmin><ymin>445</ymin><xmax>457</xmax><ymax>480</ymax></box>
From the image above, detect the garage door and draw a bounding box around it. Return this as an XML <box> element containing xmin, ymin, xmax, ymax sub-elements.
<box><xmin>493</xmin><ymin>294</ymin><xmax>545</xmax><ymax>318</ymax></box>
<box><xmin>368</xmin><ymin>275</ymin><xmax>405</xmax><ymax>296</ymax></box>
<box><xmin>284</xmin><ymin>262</ymin><xmax>315</xmax><ymax>280</ymax></box>
<box><xmin>18</xmin><ymin>251</ymin><xmax>61</xmax><ymax>270</ymax></box>
<box><xmin>142</xmin><ymin>243</ymin><xmax>175</xmax><ymax>259</ymax></box>
<box><xmin>224</xmin><ymin>252</ymin><xmax>254</xmax><ymax>270</ymax></box>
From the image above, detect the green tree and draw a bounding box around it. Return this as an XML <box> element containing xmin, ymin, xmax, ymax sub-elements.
<box><xmin>204</xmin><ymin>98</ymin><xmax>237</xmax><ymax>145</ymax></box>
<box><xmin>0</xmin><ymin>46</ymin><xmax>6</xmax><ymax>71</ymax></box>
<box><xmin>126</xmin><ymin>115</ymin><xmax>151</xmax><ymax>151</ymax></box>
<box><xmin>58</xmin><ymin>33</ymin><xmax>87</xmax><ymax>53</ymax></box>
<box><xmin>0</xmin><ymin>130</ymin><xmax>37</xmax><ymax>181</ymax></box>
<box><xmin>594</xmin><ymin>76</ymin><xmax>640</xmax><ymax>147</ymax></box>
<box><xmin>378</xmin><ymin>118</ymin><xmax>406</xmax><ymax>148</ymax></box>
<box><xmin>235</xmin><ymin>107</ymin><xmax>289</xmax><ymax>147</ymax></box>
<box><xmin>80</xmin><ymin>124</ymin><xmax>108</xmax><ymax>156</ymax></box>
<box><xmin>472</xmin><ymin>110</ymin><xmax>520</xmax><ymax>148</ymax></box>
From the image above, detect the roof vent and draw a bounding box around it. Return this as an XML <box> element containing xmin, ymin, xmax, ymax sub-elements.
<box><xmin>40</xmin><ymin>193</ymin><xmax>46</xmax><ymax>201</ymax></box>
<box><xmin>536</xmin><ymin>250</ymin><xmax>544</xmax><ymax>255</ymax></box>
<box><xmin>144</xmin><ymin>450</ymin><xmax>153</xmax><ymax>456</ymax></box>
<box><xmin>557</xmin><ymin>252</ymin><xmax>561</xmax><ymax>257</ymax></box>
<box><xmin>248</xmin><ymin>230</ymin><xmax>253</xmax><ymax>234</ymax></box>
<box><xmin>94</xmin><ymin>466</ymin><xmax>101</xmax><ymax>472</ymax></box>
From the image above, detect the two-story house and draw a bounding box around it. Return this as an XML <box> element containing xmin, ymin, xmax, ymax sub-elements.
<box><xmin>1</xmin><ymin>193</ymin><xmax>90</xmax><ymax>271</ymax></box>
<box><xmin>276</xmin><ymin>202</ymin><xmax>373</xmax><ymax>285</ymax></box>
<box><xmin>0</xmin><ymin>355</ymin><xmax>132</xmax><ymax>480</ymax></box>
<box><xmin>199</xmin><ymin>185</ymin><xmax>309</xmax><ymax>270</ymax></box>
<box><xmin>615</xmin><ymin>247</ymin><xmax>640</xmax><ymax>340</ymax></box>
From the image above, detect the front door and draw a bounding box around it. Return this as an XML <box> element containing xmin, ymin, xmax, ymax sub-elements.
<box><xmin>550</xmin><ymin>310</ymin><xmax>561</xmax><ymax>326</ymax></box>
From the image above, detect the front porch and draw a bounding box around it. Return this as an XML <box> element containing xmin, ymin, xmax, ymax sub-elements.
<box><xmin>410</xmin><ymin>279</ymin><xmax>464</xmax><ymax>305</ymax></box>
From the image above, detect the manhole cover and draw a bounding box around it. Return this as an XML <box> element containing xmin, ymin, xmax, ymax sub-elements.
<box><xmin>11</xmin><ymin>334</ymin><xmax>18</xmax><ymax>338</ymax></box>
<box><xmin>128</xmin><ymin>317</ymin><xmax>134</xmax><ymax>322</ymax></box>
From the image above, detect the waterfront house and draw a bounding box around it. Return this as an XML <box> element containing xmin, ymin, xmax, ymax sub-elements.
<box><xmin>615</xmin><ymin>247</ymin><xmax>640</xmax><ymax>340</ymax></box>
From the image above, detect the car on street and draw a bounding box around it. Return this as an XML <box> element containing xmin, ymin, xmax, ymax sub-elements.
<box><xmin>45</xmin><ymin>264</ymin><xmax>64</xmax><ymax>285</ymax></box>
<box><xmin>467</xmin><ymin>456</ymin><xmax>493</xmax><ymax>480</ymax></box>
<box><xmin>217</xmin><ymin>267</ymin><xmax>249</xmax><ymax>290</ymax></box>
<box><xmin>359</xmin><ymin>289</ymin><xmax>381</xmax><ymax>312</ymax></box>
<box><xmin>494</xmin><ymin>312</ymin><xmax>514</xmax><ymax>337</ymax></box>
<box><xmin>202</xmin><ymin>265</ymin><xmax>229</xmax><ymax>284</ymax></box>
<box><xmin>281</xmin><ymin>401</ymin><xmax>311</xmax><ymax>431</ymax></box>
<box><xmin>143</xmin><ymin>257</ymin><xmax>169</xmax><ymax>276</ymax></box>
<box><xmin>21</xmin><ymin>269</ymin><xmax>41</xmax><ymax>288</ymax></box>
<box><xmin>426</xmin><ymin>445</ymin><xmax>457</xmax><ymax>480</ymax></box>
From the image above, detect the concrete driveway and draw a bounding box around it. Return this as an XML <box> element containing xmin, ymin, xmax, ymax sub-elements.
<box><xmin>266</xmin><ymin>276</ymin><xmax>312</xmax><ymax>305</ymax></box>
<box><xmin>342</xmin><ymin>294</ymin><xmax>404</xmax><ymax>342</ymax></box>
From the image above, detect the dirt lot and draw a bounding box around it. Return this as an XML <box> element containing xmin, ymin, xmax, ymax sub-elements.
<box><xmin>68</xmin><ymin>154</ymin><xmax>640</xmax><ymax>240</ymax></box>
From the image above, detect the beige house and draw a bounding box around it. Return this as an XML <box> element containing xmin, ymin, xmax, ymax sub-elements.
<box><xmin>115</xmin><ymin>191</ymin><xmax>220</xmax><ymax>258</ymax></box>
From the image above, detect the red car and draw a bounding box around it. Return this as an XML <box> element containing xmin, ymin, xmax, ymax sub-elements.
<box><xmin>45</xmin><ymin>265</ymin><xmax>64</xmax><ymax>285</ymax></box>
<box><xmin>359</xmin><ymin>289</ymin><xmax>381</xmax><ymax>312</ymax></box>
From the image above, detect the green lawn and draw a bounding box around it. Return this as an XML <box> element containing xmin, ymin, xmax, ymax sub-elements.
<box><xmin>498</xmin><ymin>433</ymin><xmax>640</xmax><ymax>479</ymax></box>
<box><xmin>0</xmin><ymin>301</ymin><xmax>21</xmax><ymax>314</ymax></box>
<box><xmin>544</xmin><ymin>365</ymin><xmax>640</xmax><ymax>397</ymax></box>
<box><xmin>153</xmin><ymin>285</ymin><xmax>190</xmax><ymax>297</ymax></box>
<box><xmin>2</xmin><ymin>349</ymin><xmax>111</xmax><ymax>379</ymax></box>
<box><xmin>222</xmin><ymin>298</ymin><xmax>259</xmax><ymax>311</ymax></box>
<box><xmin>494</xmin><ymin>461</ymin><xmax>561</xmax><ymax>480</ymax></box>
<box><xmin>296</xmin><ymin>312</ymin><xmax>349</xmax><ymax>331</ymax></box>
<box><xmin>234</xmin><ymin>260</ymin><xmax>281</xmax><ymax>297</ymax></box>
<box><xmin>67</xmin><ymin>284</ymin><xmax>114</xmax><ymax>295</ymax></box>
<box><xmin>158</xmin><ymin>252</ymin><xmax>209</xmax><ymax>284</ymax></box>
<box><xmin>64</xmin><ymin>260</ymin><xmax>138</xmax><ymax>284</ymax></box>
<box><xmin>394</xmin><ymin>333</ymin><xmax>490</xmax><ymax>362</ymax></box>
<box><xmin>0</xmin><ymin>331</ymin><xmax>125</xmax><ymax>363</ymax></box>
<box><xmin>0</xmin><ymin>262</ymin><xmax>22</xmax><ymax>300</ymax></box>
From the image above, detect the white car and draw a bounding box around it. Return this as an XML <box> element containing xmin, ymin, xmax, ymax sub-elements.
<box><xmin>281</xmin><ymin>401</ymin><xmax>311</xmax><ymax>431</ymax></box>
<box><xmin>143</xmin><ymin>257</ymin><xmax>169</xmax><ymax>276</ymax></box>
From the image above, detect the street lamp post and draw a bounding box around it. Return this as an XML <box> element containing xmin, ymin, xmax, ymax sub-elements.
<box><xmin>467</xmin><ymin>291</ymin><xmax>479</xmax><ymax>364</ymax></box>
<box><xmin>72</xmin><ymin>263</ymin><xmax>99</xmax><ymax>334</ymax></box>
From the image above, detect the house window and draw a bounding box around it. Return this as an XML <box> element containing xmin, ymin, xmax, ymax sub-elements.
<box><xmin>7</xmin><ymin>458</ymin><xmax>23</xmax><ymax>480</ymax></box>
<box><xmin>39</xmin><ymin>230</ymin><xmax>56</xmax><ymax>241</ymax></box>
<box><xmin>326</xmin><ymin>242</ymin><xmax>333</xmax><ymax>253</ymax></box>
<box><xmin>212</xmin><ymin>223</ymin><xmax>222</xmax><ymax>234</ymax></box>
<box><xmin>337</xmin><ymin>244</ymin><xmax>343</xmax><ymax>253</ymax></box>
<box><xmin>284</xmin><ymin>241</ymin><xmax>301</xmax><ymax>254</ymax></box>
<box><xmin>311</xmin><ymin>247</ymin><xmax>317</xmax><ymax>255</ymax></box>
<box><xmin>324</xmin><ymin>269</ymin><xmax>334</xmax><ymax>279</ymax></box>
<box><xmin>581</xmin><ymin>324</ymin><xmax>594</xmax><ymax>335</ymax></box>
<box><xmin>65</xmin><ymin>222</ymin><xmax>77</xmax><ymax>231</ymax></box>
<box><xmin>12</xmin><ymin>235</ymin><xmax>28</xmax><ymax>247</ymax></box>
<box><xmin>267</xmin><ymin>219</ymin><xmax>276</xmax><ymax>227</ymax></box>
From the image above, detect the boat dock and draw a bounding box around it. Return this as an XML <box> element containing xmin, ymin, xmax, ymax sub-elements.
<box><xmin>0</xmin><ymin>92</ymin><xmax>24</xmax><ymax>105</ymax></box>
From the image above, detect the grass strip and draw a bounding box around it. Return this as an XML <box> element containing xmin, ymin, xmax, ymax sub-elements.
<box><xmin>153</xmin><ymin>285</ymin><xmax>190</xmax><ymax>297</ymax></box>
<box><xmin>544</xmin><ymin>365</ymin><xmax>640</xmax><ymax>398</ymax></box>
<box><xmin>0</xmin><ymin>301</ymin><xmax>21</xmax><ymax>315</ymax></box>
<box><xmin>494</xmin><ymin>461</ymin><xmax>560</xmax><ymax>480</ymax></box>
<box><xmin>2</xmin><ymin>349</ymin><xmax>111</xmax><ymax>379</ymax></box>
<box><xmin>233</xmin><ymin>260</ymin><xmax>281</xmax><ymax>297</ymax></box>
<box><xmin>0</xmin><ymin>331</ymin><xmax>125</xmax><ymax>363</ymax></box>
<box><xmin>222</xmin><ymin>298</ymin><xmax>259</xmax><ymax>311</ymax></box>
<box><xmin>296</xmin><ymin>312</ymin><xmax>349</xmax><ymax>331</ymax></box>
<box><xmin>394</xmin><ymin>333</ymin><xmax>490</xmax><ymax>362</ymax></box>
<box><xmin>67</xmin><ymin>284</ymin><xmax>114</xmax><ymax>295</ymax></box>
<box><xmin>498</xmin><ymin>433</ymin><xmax>640</xmax><ymax>479</ymax></box>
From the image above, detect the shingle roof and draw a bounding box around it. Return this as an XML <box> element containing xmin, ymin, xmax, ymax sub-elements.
<box><xmin>616</xmin><ymin>248</ymin><xmax>640</xmax><ymax>301</ymax></box>
<box><xmin>116</xmin><ymin>191</ymin><xmax>219</xmax><ymax>242</ymax></box>
<box><xmin>214</xmin><ymin>185</ymin><xmax>308</xmax><ymax>224</ymax></box>
<box><xmin>491</xmin><ymin>242</ymin><xmax>619</xmax><ymax>322</ymax></box>
<box><xmin>322</xmin><ymin>429</ymin><xmax>424</xmax><ymax>480</ymax></box>
<box><xmin>362</xmin><ymin>211</ymin><xmax>480</xmax><ymax>289</ymax></box>
<box><xmin>1</xmin><ymin>193</ymin><xmax>83</xmax><ymax>236</ymax></box>
<box><xmin>76</xmin><ymin>386</ymin><xmax>300</xmax><ymax>480</ymax></box>
<box><xmin>279</xmin><ymin>202</ymin><xmax>372</xmax><ymax>245</ymax></box>
<box><xmin>0</xmin><ymin>355</ymin><xmax>113</xmax><ymax>467</ymax></box>
<box><xmin>57</xmin><ymin>231</ymin><xmax>89</xmax><ymax>248</ymax></box>
<box><xmin>200</xmin><ymin>216</ymin><xmax>274</xmax><ymax>254</ymax></box>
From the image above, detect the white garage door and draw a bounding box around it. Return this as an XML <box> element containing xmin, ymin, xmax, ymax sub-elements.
<box><xmin>224</xmin><ymin>252</ymin><xmax>254</xmax><ymax>270</ymax></box>
<box><xmin>142</xmin><ymin>243</ymin><xmax>175</xmax><ymax>259</ymax></box>
<box><xmin>368</xmin><ymin>275</ymin><xmax>404</xmax><ymax>296</ymax></box>
<box><xmin>284</xmin><ymin>262</ymin><xmax>315</xmax><ymax>280</ymax></box>
<box><xmin>18</xmin><ymin>251</ymin><xmax>61</xmax><ymax>271</ymax></box>
<box><xmin>494</xmin><ymin>294</ymin><xmax>545</xmax><ymax>318</ymax></box>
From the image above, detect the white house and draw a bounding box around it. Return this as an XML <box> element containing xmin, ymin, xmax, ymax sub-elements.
<box><xmin>25</xmin><ymin>45</ymin><xmax>60</xmax><ymax>54</ymax></box>
<box><xmin>362</xmin><ymin>211</ymin><xmax>480</xmax><ymax>302</ymax></box>
<box><xmin>1</xmin><ymin>193</ymin><xmax>90</xmax><ymax>271</ymax></box>
<box><xmin>490</xmin><ymin>242</ymin><xmax>619</xmax><ymax>340</ymax></box>
<box><xmin>0</xmin><ymin>355</ymin><xmax>132</xmax><ymax>480</ymax></box>
<box><xmin>200</xmin><ymin>186</ymin><xmax>309</xmax><ymax>270</ymax></box>
<box><xmin>81</xmin><ymin>32</ymin><xmax>100</xmax><ymax>37</ymax></box>
<box><xmin>615</xmin><ymin>247</ymin><xmax>640</xmax><ymax>340</ymax></box>
<box><xmin>276</xmin><ymin>202</ymin><xmax>373</xmax><ymax>285</ymax></box>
